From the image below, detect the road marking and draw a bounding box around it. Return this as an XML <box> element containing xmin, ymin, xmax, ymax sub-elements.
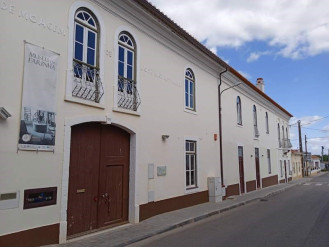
<box><xmin>315</xmin><ymin>183</ymin><xmax>322</xmax><ymax>186</ymax></box>
<box><xmin>303</xmin><ymin>183</ymin><xmax>311</xmax><ymax>186</ymax></box>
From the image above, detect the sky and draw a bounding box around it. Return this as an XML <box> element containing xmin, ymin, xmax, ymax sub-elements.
<box><xmin>149</xmin><ymin>0</ymin><xmax>329</xmax><ymax>156</ymax></box>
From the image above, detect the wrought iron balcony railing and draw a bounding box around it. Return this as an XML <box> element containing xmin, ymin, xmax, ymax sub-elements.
<box><xmin>282</xmin><ymin>138</ymin><xmax>292</xmax><ymax>148</ymax></box>
<box><xmin>117</xmin><ymin>76</ymin><xmax>141</xmax><ymax>111</ymax></box>
<box><xmin>72</xmin><ymin>61</ymin><xmax>104</xmax><ymax>103</ymax></box>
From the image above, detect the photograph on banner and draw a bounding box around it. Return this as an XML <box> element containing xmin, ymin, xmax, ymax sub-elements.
<box><xmin>18</xmin><ymin>42</ymin><xmax>59</xmax><ymax>151</ymax></box>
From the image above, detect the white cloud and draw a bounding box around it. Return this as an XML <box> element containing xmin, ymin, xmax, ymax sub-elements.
<box><xmin>322</xmin><ymin>125</ymin><xmax>329</xmax><ymax>131</ymax></box>
<box><xmin>306</xmin><ymin>138</ymin><xmax>329</xmax><ymax>155</ymax></box>
<box><xmin>247</xmin><ymin>51</ymin><xmax>272</xmax><ymax>62</ymax></box>
<box><xmin>149</xmin><ymin>0</ymin><xmax>329</xmax><ymax>59</ymax></box>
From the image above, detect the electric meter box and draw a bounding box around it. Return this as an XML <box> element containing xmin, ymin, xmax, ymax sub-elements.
<box><xmin>207</xmin><ymin>177</ymin><xmax>222</xmax><ymax>203</ymax></box>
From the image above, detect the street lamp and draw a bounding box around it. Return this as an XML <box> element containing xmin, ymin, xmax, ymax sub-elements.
<box><xmin>218</xmin><ymin>68</ymin><xmax>242</xmax><ymax>189</ymax></box>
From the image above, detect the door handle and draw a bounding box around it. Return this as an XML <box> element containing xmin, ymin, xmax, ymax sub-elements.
<box><xmin>101</xmin><ymin>193</ymin><xmax>108</xmax><ymax>198</ymax></box>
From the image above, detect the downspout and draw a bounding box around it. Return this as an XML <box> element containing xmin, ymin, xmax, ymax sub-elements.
<box><xmin>218</xmin><ymin>67</ymin><xmax>228</xmax><ymax>188</ymax></box>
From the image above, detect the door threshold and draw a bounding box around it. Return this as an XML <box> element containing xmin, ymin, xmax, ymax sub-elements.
<box><xmin>67</xmin><ymin>221</ymin><xmax>131</xmax><ymax>242</ymax></box>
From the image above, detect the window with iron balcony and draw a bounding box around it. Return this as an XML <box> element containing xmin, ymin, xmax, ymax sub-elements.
<box><xmin>72</xmin><ymin>9</ymin><xmax>104</xmax><ymax>103</ymax></box>
<box><xmin>117</xmin><ymin>32</ymin><xmax>141</xmax><ymax>111</ymax></box>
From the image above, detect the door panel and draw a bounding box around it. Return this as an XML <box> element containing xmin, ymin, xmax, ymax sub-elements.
<box><xmin>67</xmin><ymin>123</ymin><xmax>101</xmax><ymax>236</ymax></box>
<box><xmin>98</xmin><ymin>125</ymin><xmax>130</xmax><ymax>227</ymax></box>
<box><xmin>67</xmin><ymin>123</ymin><xmax>130</xmax><ymax>237</ymax></box>
<box><xmin>238</xmin><ymin>147</ymin><xmax>245</xmax><ymax>194</ymax></box>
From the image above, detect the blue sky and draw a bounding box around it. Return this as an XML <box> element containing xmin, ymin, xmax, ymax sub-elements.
<box><xmin>150</xmin><ymin>0</ymin><xmax>329</xmax><ymax>155</ymax></box>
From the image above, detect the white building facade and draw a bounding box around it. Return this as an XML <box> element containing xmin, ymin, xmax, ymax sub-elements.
<box><xmin>220</xmin><ymin>77</ymin><xmax>292</xmax><ymax>197</ymax></box>
<box><xmin>0</xmin><ymin>0</ymin><xmax>292</xmax><ymax>246</ymax></box>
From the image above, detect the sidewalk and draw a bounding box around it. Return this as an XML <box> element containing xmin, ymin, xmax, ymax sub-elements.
<box><xmin>49</xmin><ymin>176</ymin><xmax>312</xmax><ymax>247</ymax></box>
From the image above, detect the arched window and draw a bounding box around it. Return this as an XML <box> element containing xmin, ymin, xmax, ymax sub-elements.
<box><xmin>265</xmin><ymin>112</ymin><xmax>269</xmax><ymax>133</ymax></box>
<box><xmin>185</xmin><ymin>69</ymin><xmax>195</xmax><ymax>111</ymax></box>
<box><xmin>72</xmin><ymin>8</ymin><xmax>103</xmax><ymax>102</ymax></box>
<box><xmin>117</xmin><ymin>32</ymin><xmax>140</xmax><ymax>111</ymax></box>
<box><xmin>286</xmin><ymin>127</ymin><xmax>288</xmax><ymax>138</ymax></box>
<box><xmin>278</xmin><ymin>123</ymin><xmax>281</xmax><ymax>147</ymax></box>
<box><xmin>237</xmin><ymin>96</ymin><xmax>242</xmax><ymax>125</ymax></box>
<box><xmin>118</xmin><ymin>32</ymin><xmax>135</xmax><ymax>82</ymax></box>
<box><xmin>253</xmin><ymin>105</ymin><xmax>259</xmax><ymax>137</ymax></box>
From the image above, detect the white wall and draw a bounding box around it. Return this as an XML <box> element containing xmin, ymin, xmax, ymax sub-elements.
<box><xmin>0</xmin><ymin>0</ymin><xmax>221</xmax><ymax>237</ymax></box>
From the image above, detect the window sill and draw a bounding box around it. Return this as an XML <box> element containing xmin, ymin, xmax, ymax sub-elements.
<box><xmin>65</xmin><ymin>96</ymin><xmax>105</xmax><ymax>109</ymax></box>
<box><xmin>254</xmin><ymin>137</ymin><xmax>260</xmax><ymax>140</ymax></box>
<box><xmin>184</xmin><ymin>108</ymin><xmax>197</xmax><ymax>115</ymax></box>
<box><xmin>113</xmin><ymin>107</ymin><xmax>141</xmax><ymax>116</ymax></box>
<box><xmin>185</xmin><ymin>186</ymin><xmax>200</xmax><ymax>194</ymax></box>
<box><xmin>236</xmin><ymin>124</ymin><xmax>243</xmax><ymax>128</ymax></box>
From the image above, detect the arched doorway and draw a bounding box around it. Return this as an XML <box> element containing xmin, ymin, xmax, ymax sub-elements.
<box><xmin>67</xmin><ymin>122</ymin><xmax>130</xmax><ymax>237</ymax></box>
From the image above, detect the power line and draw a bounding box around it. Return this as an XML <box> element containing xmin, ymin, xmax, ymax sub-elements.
<box><xmin>291</xmin><ymin>126</ymin><xmax>329</xmax><ymax>132</ymax></box>
<box><xmin>290</xmin><ymin>115</ymin><xmax>329</xmax><ymax>126</ymax></box>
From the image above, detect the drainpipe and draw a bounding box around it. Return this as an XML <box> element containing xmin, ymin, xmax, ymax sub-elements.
<box><xmin>218</xmin><ymin>67</ymin><xmax>228</xmax><ymax>188</ymax></box>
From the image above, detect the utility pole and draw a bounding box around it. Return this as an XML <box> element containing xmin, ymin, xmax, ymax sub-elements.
<box><xmin>321</xmin><ymin>146</ymin><xmax>324</xmax><ymax>162</ymax></box>
<box><xmin>298</xmin><ymin>121</ymin><xmax>305</xmax><ymax>177</ymax></box>
<box><xmin>305</xmin><ymin>135</ymin><xmax>308</xmax><ymax>176</ymax></box>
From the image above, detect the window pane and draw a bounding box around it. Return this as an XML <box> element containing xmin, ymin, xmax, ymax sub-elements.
<box><xmin>74</xmin><ymin>42</ymin><xmax>83</xmax><ymax>61</ymax></box>
<box><xmin>190</xmin><ymin>95</ymin><xmax>194</xmax><ymax>108</ymax></box>
<box><xmin>88</xmin><ymin>31</ymin><xmax>96</xmax><ymax>48</ymax></box>
<box><xmin>88</xmin><ymin>18</ymin><xmax>95</xmax><ymax>27</ymax></box>
<box><xmin>191</xmin><ymin>171</ymin><xmax>195</xmax><ymax>185</ymax></box>
<box><xmin>87</xmin><ymin>48</ymin><xmax>95</xmax><ymax>65</ymax></box>
<box><xmin>186</xmin><ymin>155</ymin><xmax>189</xmax><ymax>170</ymax></box>
<box><xmin>127</xmin><ymin>65</ymin><xmax>133</xmax><ymax>79</ymax></box>
<box><xmin>127</xmin><ymin>40</ymin><xmax>133</xmax><ymax>47</ymax></box>
<box><xmin>186</xmin><ymin>142</ymin><xmax>189</xmax><ymax>151</ymax></box>
<box><xmin>185</xmin><ymin>79</ymin><xmax>188</xmax><ymax>94</ymax></box>
<box><xmin>119</xmin><ymin>46</ymin><xmax>124</xmax><ymax>62</ymax></box>
<box><xmin>127</xmin><ymin>51</ymin><xmax>133</xmax><ymax>66</ymax></box>
<box><xmin>191</xmin><ymin>156</ymin><xmax>194</xmax><ymax>170</ymax></box>
<box><xmin>75</xmin><ymin>24</ymin><xmax>84</xmax><ymax>43</ymax></box>
<box><xmin>74</xmin><ymin>66</ymin><xmax>82</xmax><ymax>78</ymax></box>
<box><xmin>118</xmin><ymin>61</ymin><xmax>124</xmax><ymax>77</ymax></box>
<box><xmin>190</xmin><ymin>81</ymin><xmax>193</xmax><ymax>95</ymax></box>
<box><xmin>190</xmin><ymin>142</ymin><xmax>194</xmax><ymax>151</ymax></box>
<box><xmin>83</xmin><ymin>12</ymin><xmax>90</xmax><ymax>21</ymax></box>
<box><xmin>77</xmin><ymin>12</ymin><xmax>84</xmax><ymax>20</ymax></box>
<box><xmin>119</xmin><ymin>35</ymin><xmax>126</xmax><ymax>43</ymax></box>
<box><xmin>186</xmin><ymin>171</ymin><xmax>190</xmax><ymax>186</ymax></box>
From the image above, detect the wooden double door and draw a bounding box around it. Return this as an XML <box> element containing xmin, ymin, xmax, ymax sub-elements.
<box><xmin>67</xmin><ymin>123</ymin><xmax>130</xmax><ymax>237</ymax></box>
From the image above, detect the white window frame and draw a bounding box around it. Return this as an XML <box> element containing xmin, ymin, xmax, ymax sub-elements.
<box><xmin>278</xmin><ymin>123</ymin><xmax>281</xmax><ymax>147</ymax></box>
<box><xmin>237</xmin><ymin>96</ymin><xmax>242</xmax><ymax>125</ymax></box>
<box><xmin>184</xmin><ymin>137</ymin><xmax>199</xmax><ymax>193</ymax></box>
<box><xmin>253</xmin><ymin>105</ymin><xmax>259</xmax><ymax>138</ymax></box>
<box><xmin>184</xmin><ymin>68</ymin><xmax>196</xmax><ymax>112</ymax></box>
<box><xmin>66</xmin><ymin>2</ymin><xmax>105</xmax><ymax>107</ymax></box>
<box><xmin>265</xmin><ymin>112</ymin><xmax>269</xmax><ymax>134</ymax></box>
<box><xmin>185</xmin><ymin>140</ymin><xmax>197</xmax><ymax>189</ymax></box>
<box><xmin>118</xmin><ymin>33</ymin><xmax>135</xmax><ymax>81</ymax></box>
<box><xmin>113</xmin><ymin>27</ymin><xmax>141</xmax><ymax>115</ymax></box>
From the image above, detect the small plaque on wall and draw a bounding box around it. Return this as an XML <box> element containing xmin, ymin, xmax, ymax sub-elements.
<box><xmin>24</xmin><ymin>187</ymin><xmax>57</xmax><ymax>209</ymax></box>
<box><xmin>157</xmin><ymin>166</ymin><xmax>167</xmax><ymax>176</ymax></box>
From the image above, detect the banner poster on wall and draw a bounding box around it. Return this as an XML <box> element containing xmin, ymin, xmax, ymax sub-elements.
<box><xmin>18</xmin><ymin>42</ymin><xmax>59</xmax><ymax>151</ymax></box>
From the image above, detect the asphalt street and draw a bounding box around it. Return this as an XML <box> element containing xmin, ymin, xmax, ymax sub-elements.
<box><xmin>130</xmin><ymin>172</ymin><xmax>329</xmax><ymax>247</ymax></box>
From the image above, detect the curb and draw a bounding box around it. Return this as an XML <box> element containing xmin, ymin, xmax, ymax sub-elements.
<box><xmin>115</xmin><ymin>183</ymin><xmax>299</xmax><ymax>247</ymax></box>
